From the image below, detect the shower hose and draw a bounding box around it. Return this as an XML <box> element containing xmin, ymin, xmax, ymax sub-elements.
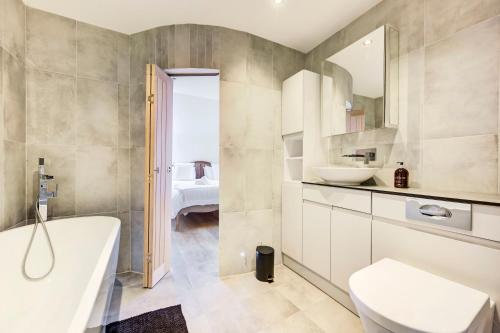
<box><xmin>22</xmin><ymin>195</ymin><xmax>56</xmax><ymax>281</ymax></box>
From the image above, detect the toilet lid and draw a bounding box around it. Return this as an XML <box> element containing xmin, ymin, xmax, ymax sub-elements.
<box><xmin>349</xmin><ymin>258</ymin><xmax>490</xmax><ymax>333</ymax></box>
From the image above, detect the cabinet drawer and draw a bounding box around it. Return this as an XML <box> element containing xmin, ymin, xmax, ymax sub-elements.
<box><xmin>303</xmin><ymin>184</ymin><xmax>371</xmax><ymax>213</ymax></box>
<box><xmin>372</xmin><ymin>193</ymin><xmax>500</xmax><ymax>242</ymax></box>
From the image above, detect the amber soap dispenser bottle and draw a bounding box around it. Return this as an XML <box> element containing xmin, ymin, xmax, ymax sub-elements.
<box><xmin>394</xmin><ymin>162</ymin><xmax>409</xmax><ymax>188</ymax></box>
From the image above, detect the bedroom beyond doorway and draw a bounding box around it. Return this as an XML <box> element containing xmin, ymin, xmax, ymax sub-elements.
<box><xmin>171</xmin><ymin>73</ymin><xmax>220</xmax><ymax>284</ymax></box>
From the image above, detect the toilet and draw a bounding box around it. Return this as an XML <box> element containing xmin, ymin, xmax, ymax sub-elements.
<box><xmin>349</xmin><ymin>258</ymin><xmax>495</xmax><ymax>333</ymax></box>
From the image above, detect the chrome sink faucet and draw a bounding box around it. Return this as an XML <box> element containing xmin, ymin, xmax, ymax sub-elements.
<box><xmin>37</xmin><ymin>158</ymin><xmax>58</xmax><ymax>221</ymax></box>
<box><xmin>342</xmin><ymin>148</ymin><xmax>376</xmax><ymax>165</ymax></box>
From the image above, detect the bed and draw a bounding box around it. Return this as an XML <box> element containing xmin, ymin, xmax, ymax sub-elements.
<box><xmin>171</xmin><ymin>161</ymin><xmax>219</xmax><ymax>231</ymax></box>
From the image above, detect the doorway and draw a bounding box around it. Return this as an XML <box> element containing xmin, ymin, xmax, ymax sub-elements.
<box><xmin>143</xmin><ymin>66</ymin><xmax>220</xmax><ymax>288</ymax></box>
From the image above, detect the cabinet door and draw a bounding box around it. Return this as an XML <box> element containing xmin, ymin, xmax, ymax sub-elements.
<box><xmin>282</xmin><ymin>182</ymin><xmax>303</xmax><ymax>262</ymax></box>
<box><xmin>303</xmin><ymin>201</ymin><xmax>331</xmax><ymax>280</ymax></box>
<box><xmin>282</xmin><ymin>72</ymin><xmax>304</xmax><ymax>135</ymax></box>
<box><xmin>331</xmin><ymin>208</ymin><xmax>371</xmax><ymax>291</ymax></box>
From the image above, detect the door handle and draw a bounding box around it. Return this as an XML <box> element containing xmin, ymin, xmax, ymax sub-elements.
<box><xmin>154</xmin><ymin>167</ymin><xmax>160</xmax><ymax>173</ymax></box>
<box><xmin>419</xmin><ymin>204</ymin><xmax>452</xmax><ymax>219</ymax></box>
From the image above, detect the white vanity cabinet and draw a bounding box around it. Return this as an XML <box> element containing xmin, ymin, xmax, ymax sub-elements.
<box><xmin>302</xmin><ymin>201</ymin><xmax>331</xmax><ymax>280</ymax></box>
<box><xmin>301</xmin><ymin>184</ymin><xmax>373</xmax><ymax>285</ymax></box>
<box><xmin>282</xmin><ymin>181</ymin><xmax>303</xmax><ymax>263</ymax></box>
<box><xmin>331</xmin><ymin>208</ymin><xmax>372</xmax><ymax>291</ymax></box>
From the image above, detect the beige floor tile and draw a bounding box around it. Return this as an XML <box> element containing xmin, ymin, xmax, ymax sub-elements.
<box><xmin>304</xmin><ymin>298</ymin><xmax>363</xmax><ymax>333</ymax></box>
<box><xmin>258</xmin><ymin>312</ymin><xmax>325</xmax><ymax>333</ymax></box>
<box><xmin>107</xmin><ymin>214</ymin><xmax>363</xmax><ymax>332</ymax></box>
<box><xmin>275</xmin><ymin>278</ymin><xmax>329</xmax><ymax>310</ymax></box>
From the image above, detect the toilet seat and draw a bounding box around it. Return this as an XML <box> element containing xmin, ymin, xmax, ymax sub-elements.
<box><xmin>349</xmin><ymin>258</ymin><xmax>492</xmax><ymax>333</ymax></box>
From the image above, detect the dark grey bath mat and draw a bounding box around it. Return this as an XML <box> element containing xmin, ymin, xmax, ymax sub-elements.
<box><xmin>105</xmin><ymin>305</ymin><xmax>189</xmax><ymax>333</ymax></box>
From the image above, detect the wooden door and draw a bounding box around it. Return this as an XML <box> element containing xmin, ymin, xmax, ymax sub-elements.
<box><xmin>144</xmin><ymin>64</ymin><xmax>173</xmax><ymax>288</ymax></box>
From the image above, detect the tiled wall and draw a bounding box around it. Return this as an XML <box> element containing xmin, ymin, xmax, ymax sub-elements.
<box><xmin>306</xmin><ymin>0</ymin><xmax>500</xmax><ymax>193</ymax></box>
<box><xmin>129</xmin><ymin>25</ymin><xmax>304</xmax><ymax>275</ymax></box>
<box><xmin>0</xmin><ymin>0</ymin><xmax>27</xmax><ymax>231</ymax></box>
<box><xmin>24</xmin><ymin>9</ymin><xmax>132</xmax><ymax>272</ymax></box>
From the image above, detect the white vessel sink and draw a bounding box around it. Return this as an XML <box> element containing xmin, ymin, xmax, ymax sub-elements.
<box><xmin>312</xmin><ymin>166</ymin><xmax>379</xmax><ymax>185</ymax></box>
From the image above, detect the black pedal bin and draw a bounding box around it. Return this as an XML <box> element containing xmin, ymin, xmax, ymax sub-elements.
<box><xmin>256</xmin><ymin>246</ymin><xmax>274</xmax><ymax>282</ymax></box>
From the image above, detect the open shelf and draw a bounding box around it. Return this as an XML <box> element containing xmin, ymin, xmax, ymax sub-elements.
<box><xmin>283</xmin><ymin>133</ymin><xmax>304</xmax><ymax>182</ymax></box>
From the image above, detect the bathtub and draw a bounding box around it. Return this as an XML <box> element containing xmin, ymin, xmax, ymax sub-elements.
<box><xmin>0</xmin><ymin>216</ymin><xmax>121</xmax><ymax>333</ymax></box>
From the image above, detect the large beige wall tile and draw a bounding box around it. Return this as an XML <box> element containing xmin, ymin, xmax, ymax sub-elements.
<box><xmin>220</xmin><ymin>81</ymin><xmax>247</xmax><ymax>149</ymax></box>
<box><xmin>117</xmin><ymin>148</ymin><xmax>130</xmax><ymax>213</ymax></box>
<box><xmin>245</xmin><ymin>85</ymin><xmax>274</xmax><ymax>149</ymax></box>
<box><xmin>424</xmin><ymin>17</ymin><xmax>499</xmax><ymax>140</ymax></box>
<box><xmin>26</xmin><ymin>8</ymin><xmax>76</xmax><ymax>75</ymax></box>
<box><xmin>173</xmin><ymin>25</ymin><xmax>190</xmax><ymax>68</ymax></box>
<box><xmin>272</xmin><ymin>44</ymin><xmax>305</xmax><ymax>91</ymax></box>
<box><xmin>424</xmin><ymin>0</ymin><xmax>500</xmax><ymax>45</ymax></box>
<box><xmin>3</xmin><ymin>140</ymin><xmax>26</xmax><ymax>228</ymax></box>
<box><xmin>244</xmin><ymin>149</ymin><xmax>273</xmax><ymax>210</ymax></box>
<box><xmin>130</xmin><ymin>147</ymin><xmax>145</xmax><ymax>211</ymax></box>
<box><xmin>75</xmin><ymin>146</ymin><xmax>117</xmax><ymax>215</ymax></box>
<box><xmin>130</xmin><ymin>30</ymin><xmax>156</xmax><ymax>84</ymax></box>
<box><xmin>219</xmin><ymin>28</ymin><xmax>249</xmax><ymax>83</ymax></box>
<box><xmin>155</xmin><ymin>26</ymin><xmax>175</xmax><ymax>69</ymax></box>
<box><xmin>26</xmin><ymin>144</ymin><xmax>76</xmax><ymax>218</ymax></box>
<box><xmin>131</xmin><ymin>210</ymin><xmax>144</xmax><ymax>272</ymax></box>
<box><xmin>0</xmin><ymin>0</ymin><xmax>25</xmax><ymax>61</ymax></box>
<box><xmin>77</xmin><ymin>22</ymin><xmax>119</xmax><ymax>82</ymax></box>
<box><xmin>76</xmin><ymin>78</ymin><xmax>118</xmax><ymax>147</ymax></box>
<box><xmin>189</xmin><ymin>25</ymin><xmax>216</xmax><ymax>69</ymax></box>
<box><xmin>3</xmin><ymin>51</ymin><xmax>25</xmax><ymax>142</ymax></box>
<box><xmin>117</xmin><ymin>212</ymin><xmax>131</xmax><ymax>273</ymax></box>
<box><xmin>117</xmin><ymin>34</ymin><xmax>130</xmax><ymax>85</ymax></box>
<box><xmin>118</xmin><ymin>84</ymin><xmax>130</xmax><ymax>148</ymax></box>
<box><xmin>219</xmin><ymin>210</ymin><xmax>273</xmax><ymax>275</ymax></box>
<box><xmin>219</xmin><ymin>148</ymin><xmax>245</xmax><ymax>213</ymax></box>
<box><xmin>27</xmin><ymin>69</ymin><xmax>75</xmax><ymax>145</ymax></box>
<box><xmin>247</xmin><ymin>36</ymin><xmax>273</xmax><ymax>89</ymax></box>
<box><xmin>422</xmin><ymin>135</ymin><xmax>498</xmax><ymax>193</ymax></box>
<box><xmin>130</xmin><ymin>83</ymin><xmax>145</xmax><ymax>148</ymax></box>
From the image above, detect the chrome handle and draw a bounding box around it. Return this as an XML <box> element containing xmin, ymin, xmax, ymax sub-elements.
<box><xmin>419</xmin><ymin>204</ymin><xmax>452</xmax><ymax>218</ymax></box>
<box><xmin>154</xmin><ymin>167</ymin><xmax>160</xmax><ymax>173</ymax></box>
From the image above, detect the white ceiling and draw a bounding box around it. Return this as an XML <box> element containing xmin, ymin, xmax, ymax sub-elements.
<box><xmin>23</xmin><ymin>0</ymin><xmax>381</xmax><ymax>53</ymax></box>
<box><xmin>173</xmin><ymin>75</ymin><xmax>220</xmax><ymax>101</ymax></box>
<box><xmin>327</xmin><ymin>25</ymin><xmax>384</xmax><ymax>98</ymax></box>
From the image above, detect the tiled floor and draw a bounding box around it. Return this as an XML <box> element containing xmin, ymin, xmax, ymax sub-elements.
<box><xmin>107</xmin><ymin>213</ymin><xmax>363</xmax><ymax>333</ymax></box>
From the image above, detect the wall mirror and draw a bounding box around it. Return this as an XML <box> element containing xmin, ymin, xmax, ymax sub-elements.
<box><xmin>321</xmin><ymin>25</ymin><xmax>399</xmax><ymax>136</ymax></box>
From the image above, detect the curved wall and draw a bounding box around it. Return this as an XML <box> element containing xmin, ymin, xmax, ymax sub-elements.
<box><xmin>129</xmin><ymin>24</ymin><xmax>305</xmax><ymax>275</ymax></box>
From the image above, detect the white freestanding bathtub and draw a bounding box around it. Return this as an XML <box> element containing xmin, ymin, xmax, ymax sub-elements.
<box><xmin>0</xmin><ymin>216</ymin><xmax>121</xmax><ymax>333</ymax></box>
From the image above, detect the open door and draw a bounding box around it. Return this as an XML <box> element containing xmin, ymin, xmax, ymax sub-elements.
<box><xmin>144</xmin><ymin>64</ymin><xmax>173</xmax><ymax>288</ymax></box>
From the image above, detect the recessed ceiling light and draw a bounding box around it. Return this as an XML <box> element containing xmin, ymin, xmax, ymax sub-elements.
<box><xmin>274</xmin><ymin>0</ymin><xmax>284</xmax><ymax>4</ymax></box>
<box><xmin>362</xmin><ymin>39</ymin><xmax>373</xmax><ymax>46</ymax></box>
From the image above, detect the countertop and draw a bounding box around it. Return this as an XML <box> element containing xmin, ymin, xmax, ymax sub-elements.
<box><xmin>302</xmin><ymin>181</ymin><xmax>500</xmax><ymax>207</ymax></box>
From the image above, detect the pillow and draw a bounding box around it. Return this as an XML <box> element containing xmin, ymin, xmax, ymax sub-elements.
<box><xmin>206</xmin><ymin>163</ymin><xmax>219</xmax><ymax>180</ymax></box>
<box><xmin>173</xmin><ymin>163</ymin><xmax>195</xmax><ymax>181</ymax></box>
<box><xmin>203</xmin><ymin>165</ymin><xmax>213</xmax><ymax>179</ymax></box>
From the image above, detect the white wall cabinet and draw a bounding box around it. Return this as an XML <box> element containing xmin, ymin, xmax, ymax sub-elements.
<box><xmin>282</xmin><ymin>71</ymin><xmax>305</xmax><ymax>135</ymax></box>
<box><xmin>282</xmin><ymin>70</ymin><xmax>327</xmax><ymax>183</ymax></box>
<box><xmin>303</xmin><ymin>201</ymin><xmax>331</xmax><ymax>280</ymax></box>
<box><xmin>331</xmin><ymin>208</ymin><xmax>372</xmax><ymax>291</ymax></box>
<box><xmin>282</xmin><ymin>181</ymin><xmax>303</xmax><ymax>262</ymax></box>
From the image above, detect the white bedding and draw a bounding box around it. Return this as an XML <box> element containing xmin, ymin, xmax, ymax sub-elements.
<box><xmin>171</xmin><ymin>179</ymin><xmax>219</xmax><ymax>218</ymax></box>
